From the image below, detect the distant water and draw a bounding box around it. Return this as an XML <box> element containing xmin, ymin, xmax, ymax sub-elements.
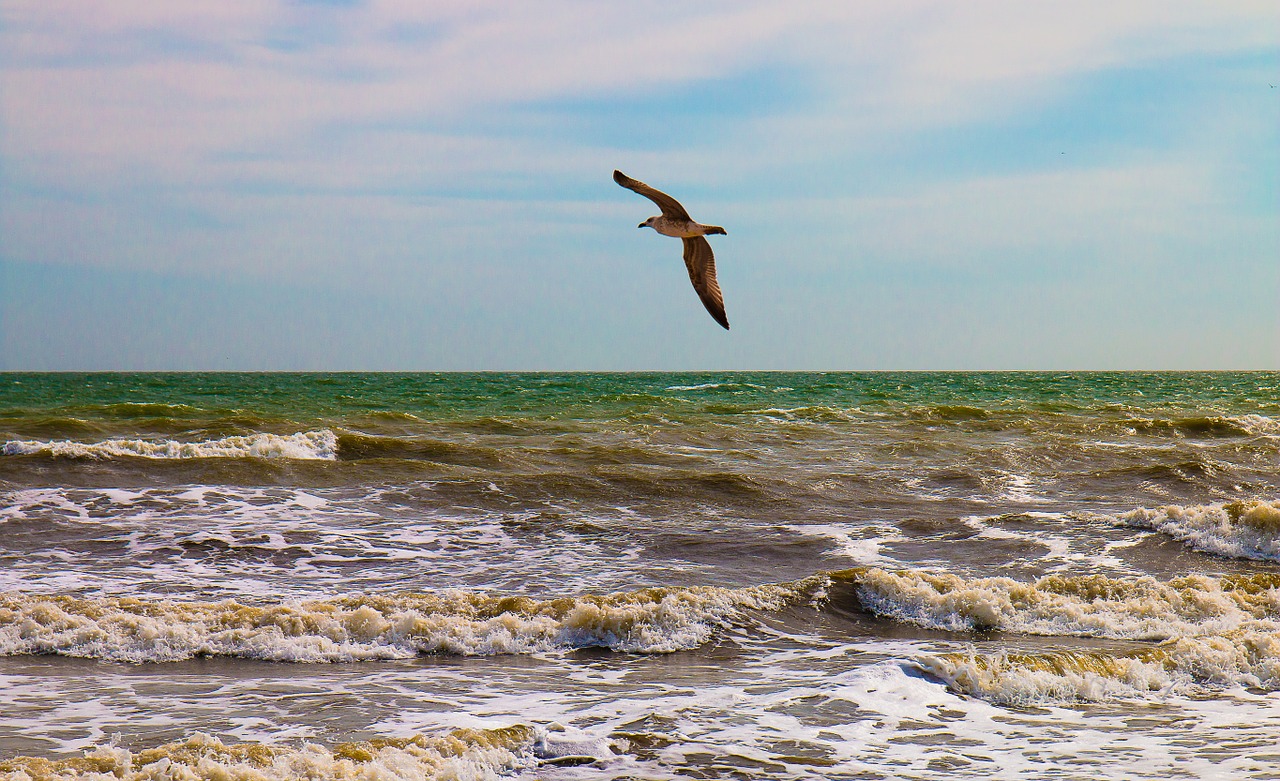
<box><xmin>1</xmin><ymin>372</ymin><xmax>1278</xmax><ymax>780</ymax></box>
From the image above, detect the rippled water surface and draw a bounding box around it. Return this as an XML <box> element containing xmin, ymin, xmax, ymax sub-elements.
<box><xmin>2</xmin><ymin>372</ymin><xmax>1278</xmax><ymax>779</ymax></box>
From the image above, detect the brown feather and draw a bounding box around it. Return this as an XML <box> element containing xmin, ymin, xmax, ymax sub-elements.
<box><xmin>613</xmin><ymin>170</ymin><xmax>693</xmax><ymax>222</ymax></box>
<box><xmin>682</xmin><ymin>237</ymin><xmax>729</xmax><ymax>330</ymax></box>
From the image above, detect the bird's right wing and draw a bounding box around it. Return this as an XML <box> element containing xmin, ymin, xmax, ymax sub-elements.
<box><xmin>614</xmin><ymin>170</ymin><xmax>693</xmax><ymax>221</ymax></box>
<box><xmin>682</xmin><ymin>237</ymin><xmax>729</xmax><ymax>330</ymax></box>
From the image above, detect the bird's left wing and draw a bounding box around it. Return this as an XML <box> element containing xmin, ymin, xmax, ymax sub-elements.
<box><xmin>614</xmin><ymin>170</ymin><xmax>693</xmax><ymax>221</ymax></box>
<box><xmin>682</xmin><ymin>237</ymin><xmax>729</xmax><ymax>330</ymax></box>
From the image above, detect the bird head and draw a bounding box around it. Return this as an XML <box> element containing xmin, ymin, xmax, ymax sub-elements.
<box><xmin>638</xmin><ymin>216</ymin><xmax>656</xmax><ymax>229</ymax></box>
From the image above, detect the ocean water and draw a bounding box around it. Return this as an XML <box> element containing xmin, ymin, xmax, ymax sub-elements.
<box><xmin>1</xmin><ymin>371</ymin><xmax>1278</xmax><ymax>780</ymax></box>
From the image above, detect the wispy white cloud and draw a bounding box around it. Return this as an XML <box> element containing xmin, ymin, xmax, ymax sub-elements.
<box><xmin>5</xmin><ymin>2</ymin><xmax>1272</xmax><ymax>178</ymax></box>
<box><xmin>1</xmin><ymin>1</ymin><xmax>1275</xmax><ymax>368</ymax></box>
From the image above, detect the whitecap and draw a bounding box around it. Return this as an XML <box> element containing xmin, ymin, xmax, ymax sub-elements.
<box><xmin>0</xmin><ymin>578</ymin><xmax>821</xmax><ymax>663</ymax></box>
<box><xmin>1117</xmin><ymin>499</ymin><xmax>1280</xmax><ymax>562</ymax></box>
<box><xmin>0</xmin><ymin>727</ymin><xmax>538</xmax><ymax>781</ymax></box>
<box><xmin>1</xmin><ymin>430</ymin><xmax>339</xmax><ymax>460</ymax></box>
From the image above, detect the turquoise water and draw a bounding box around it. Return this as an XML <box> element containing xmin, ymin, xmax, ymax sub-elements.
<box><xmin>1</xmin><ymin>372</ymin><xmax>1278</xmax><ymax>779</ymax></box>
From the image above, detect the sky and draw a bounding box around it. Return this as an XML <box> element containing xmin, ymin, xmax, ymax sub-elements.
<box><xmin>1</xmin><ymin>1</ymin><xmax>1277</xmax><ymax>371</ymax></box>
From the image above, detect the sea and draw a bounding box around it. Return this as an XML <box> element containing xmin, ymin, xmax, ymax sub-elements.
<box><xmin>1</xmin><ymin>371</ymin><xmax>1278</xmax><ymax>780</ymax></box>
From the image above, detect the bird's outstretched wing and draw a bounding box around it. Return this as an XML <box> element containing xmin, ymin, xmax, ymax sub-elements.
<box><xmin>682</xmin><ymin>236</ymin><xmax>729</xmax><ymax>330</ymax></box>
<box><xmin>614</xmin><ymin>170</ymin><xmax>692</xmax><ymax>222</ymax></box>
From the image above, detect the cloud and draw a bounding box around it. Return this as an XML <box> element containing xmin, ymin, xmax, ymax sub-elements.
<box><xmin>1</xmin><ymin>1</ymin><xmax>1276</xmax><ymax>368</ymax></box>
<box><xmin>5</xmin><ymin>2</ymin><xmax>1273</xmax><ymax>175</ymax></box>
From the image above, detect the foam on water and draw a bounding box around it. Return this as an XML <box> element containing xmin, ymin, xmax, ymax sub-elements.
<box><xmin>663</xmin><ymin>382</ymin><xmax>766</xmax><ymax>391</ymax></box>
<box><xmin>917</xmin><ymin>627</ymin><xmax>1280</xmax><ymax>704</ymax></box>
<box><xmin>0</xmin><ymin>579</ymin><xmax>823</xmax><ymax>663</ymax></box>
<box><xmin>846</xmin><ymin>567</ymin><xmax>1279</xmax><ymax>639</ymax></box>
<box><xmin>785</xmin><ymin>524</ymin><xmax>903</xmax><ymax>565</ymax></box>
<box><xmin>1118</xmin><ymin>499</ymin><xmax>1280</xmax><ymax>562</ymax></box>
<box><xmin>750</xmin><ymin>405</ymin><xmax>861</xmax><ymax>423</ymax></box>
<box><xmin>961</xmin><ymin>513</ymin><xmax>1074</xmax><ymax>563</ymax></box>
<box><xmin>1234</xmin><ymin>413</ymin><xmax>1280</xmax><ymax>436</ymax></box>
<box><xmin>4</xmin><ymin>566</ymin><xmax>1278</xmax><ymax>705</ymax></box>
<box><xmin>0</xmin><ymin>486</ymin><xmax>663</xmax><ymax>600</ymax></box>
<box><xmin>843</xmin><ymin>566</ymin><xmax>1280</xmax><ymax>699</ymax></box>
<box><xmin>0</xmin><ymin>727</ymin><xmax>541</xmax><ymax>781</ymax></box>
<box><xmin>1</xmin><ymin>431</ymin><xmax>338</xmax><ymax>460</ymax></box>
<box><xmin>995</xmin><ymin>471</ymin><xmax>1043</xmax><ymax>503</ymax></box>
<box><xmin>5</xmin><ymin>647</ymin><xmax>1279</xmax><ymax>780</ymax></box>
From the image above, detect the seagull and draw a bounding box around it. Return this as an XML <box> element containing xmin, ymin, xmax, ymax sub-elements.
<box><xmin>614</xmin><ymin>169</ymin><xmax>730</xmax><ymax>330</ymax></box>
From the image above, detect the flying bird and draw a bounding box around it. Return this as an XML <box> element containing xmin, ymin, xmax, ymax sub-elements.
<box><xmin>614</xmin><ymin>169</ymin><xmax>730</xmax><ymax>330</ymax></box>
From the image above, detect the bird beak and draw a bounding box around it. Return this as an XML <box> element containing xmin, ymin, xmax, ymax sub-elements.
<box><xmin>637</xmin><ymin>222</ymin><xmax>646</xmax><ymax>229</ymax></box>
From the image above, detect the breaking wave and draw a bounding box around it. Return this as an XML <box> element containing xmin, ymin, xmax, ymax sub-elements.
<box><xmin>0</xmin><ymin>430</ymin><xmax>338</xmax><ymax>461</ymax></box>
<box><xmin>4</xmin><ymin>565</ymin><xmax>1277</xmax><ymax>704</ymax></box>
<box><xmin>0</xmin><ymin>725</ymin><xmax>585</xmax><ymax>781</ymax></box>
<box><xmin>0</xmin><ymin>579</ymin><xmax>821</xmax><ymax>663</ymax></box>
<box><xmin>842</xmin><ymin>568</ymin><xmax>1279</xmax><ymax>640</ymax></box>
<box><xmin>1118</xmin><ymin>499</ymin><xmax>1280</xmax><ymax>562</ymax></box>
<box><xmin>838</xmin><ymin>567</ymin><xmax>1280</xmax><ymax>702</ymax></box>
<box><xmin>916</xmin><ymin>628</ymin><xmax>1280</xmax><ymax>704</ymax></box>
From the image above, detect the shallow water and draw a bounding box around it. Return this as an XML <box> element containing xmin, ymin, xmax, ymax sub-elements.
<box><xmin>2</xmin><ymin>372</ymin><xmax>1278</xmax><ymax>779</ymax></box>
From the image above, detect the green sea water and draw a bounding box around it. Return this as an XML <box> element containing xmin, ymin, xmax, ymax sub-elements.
<box><xmin>4</xmin><ymin>371</ymin><xmax>1274</xmax><ymax>423</ymax></box>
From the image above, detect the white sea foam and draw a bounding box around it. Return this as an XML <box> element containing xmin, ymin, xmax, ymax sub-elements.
<box><xmin>0</xmin><ymin>579</ymin><xmax>819</xmax><ymax>663</ymax></box>
<box><xmin>663</xmin><ymin>381</ymin><xmax>768</xmax><ymax>392</ymax></box>
<box><xmin>6</xmin><ymin>644</ymin><xmax>1279</xmax><ymax>781</ymax></box>
<box><xmin>845</xmin><ymin>567</ymin><xmax>1279</xmax><ymax>641</ymax></box>
<box><xmin>840</xmin><ymin>566</ymin><xmax>1280</xmax><ymax>698</ymax></box>
<box><xmin>786</xmin><ymin>524</ymin><xmax>902</xmax><ymax>564</ymax></box>
<box><xmin>1</xmin><ymin>430</ymin><xmax>338</xmax><ymax>460</ymax></box>
<box><xmin>7</xmin><ymin>563</ymin><xmax>1277</xmax><ymax>705</ymax></box>
<box><xmin>958</xmin><ymin>512</ymin><xmax>1118</xmax><ymax>571</ymax></box>
<box><xmin>1235</xmin><ymin>413</ymin><xmax>1280</xmax><ymax>435</ymax></box>
<box><xmin>918</xmin><ymin>627</ymin><xmax>1280</xmax><ymax>704</ymax></box>
<box><xmin>0</xmin><ymin>727</ymin><xmax>541</xmax><ymax>781</ymax></box>
<box><xmin>996</xmin><ymin>471</ymin><xmax>1043</xmax><ymax>503</ymax></box>
<box><xmin>1118</xmin><ymin>499</ymin><xmax>1280</xmax><ymax>562</ymax></box>
<box><xmin>0</xmin><ymin>487</ymin><xmax>658</xmax><ymax>601</ymax></box>
<box><xmin>917</xmin><ymin>648</ymin><xmax>1169</xmax><ymax>703</ymax></box>
<box><xmin>751</xmin><ymin>405</ymin><xmax>860</xmax><ymax>422</ymax></box>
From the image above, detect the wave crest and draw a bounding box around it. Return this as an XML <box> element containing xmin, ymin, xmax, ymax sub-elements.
<box><xmin>0</xmin><ymin>726</ymin><xmax>542</xmax><ymax>781</ymax></box>
<box><xmin>1</xmin><ymin>430</ymin><xmax>338</xmax><ymax>461</ymax></box>
<box><xmin>0</xmin><ymin>579</ymin><xmax>820</xmax><ymax>663</ymax></box>
<box><xmin>840</xmin><ymin>567</ymin><xmax>1278</xmax><ymax>639</ymax></box>
<box><xmin>919</xmin><ymin>627</ymin><xmax>1280</xmax><ymax>703</ymax></box>
<box><xmin>837</xmin><ymin>565</ymin><xmax>1280</xmax><ymax>700</ymax></box>
<box><xmin>1119</xmin><ymin>499</ymin><xmax>1280</xmax><ymax>562</ymax></box>
<box><xmin>5</xmin><ymin>566</ymin><xmax>1276</xmax><ymax>703</ymax></box>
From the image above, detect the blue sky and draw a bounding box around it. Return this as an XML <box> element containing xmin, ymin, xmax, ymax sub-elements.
<box><xmin>1</xmin><ymin>1</ymin><xmax>1276</xmax><ymax>370</ymax></box>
